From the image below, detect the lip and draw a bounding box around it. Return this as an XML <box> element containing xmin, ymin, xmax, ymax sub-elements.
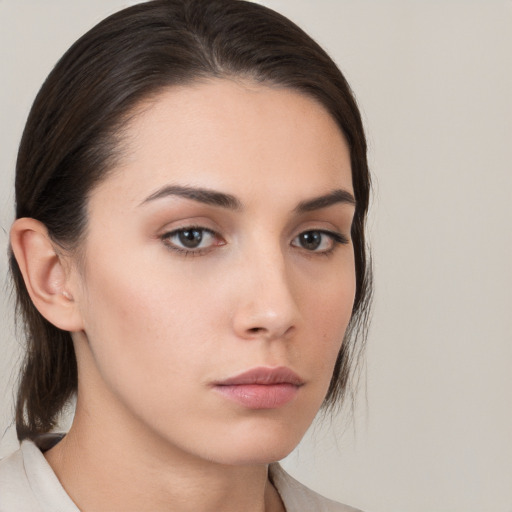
<box><xmin>213</xmin><ymin>367</ymin><xmax>304</xmax><ymax>409</ymax></box>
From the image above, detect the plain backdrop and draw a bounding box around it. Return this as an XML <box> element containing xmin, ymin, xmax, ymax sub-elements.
<box><xmin>1</xmin><ymin>1</ymin><xmax>511</xmax><ymax>511</ymax></box>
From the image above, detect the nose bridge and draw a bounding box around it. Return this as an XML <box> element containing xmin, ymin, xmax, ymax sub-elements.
<box><xmin>232</xmin><ymin>237</ymin><xmax>300</xmax><ymax>340</ymax></box>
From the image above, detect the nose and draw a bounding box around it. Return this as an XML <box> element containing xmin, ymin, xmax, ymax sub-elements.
<box><xmin>231</xmin><ymin>249</ymin><xmax>300</xmax><ymax>341</ymax></box>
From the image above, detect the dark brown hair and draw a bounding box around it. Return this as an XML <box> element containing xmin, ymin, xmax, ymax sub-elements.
<box><xmin>11</xmin><ymin>0</ymin><xmax>372</xmax><ymax>441</ymax></box>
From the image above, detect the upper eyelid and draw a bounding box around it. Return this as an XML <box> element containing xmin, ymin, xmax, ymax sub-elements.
<box><xmin>292</xmin><ymin>229</ymin><xmax>349</xmax><ymax>244</ymax></box>
<box><xmin>164</xmin><ymin>225</ymin><xmax>216</xmax><ymax>235</ymax></box>
<box><xmin>159</xmin><ymin>222</ymin><xmax>219</xmax><ymax>238</ymax></box>
<box><xmin>292</xmin><ymin>224</ymin><xmax>348</xmax><ymax>239</ymax></box>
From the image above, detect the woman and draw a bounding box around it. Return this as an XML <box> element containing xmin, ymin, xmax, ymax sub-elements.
<box><xmin>0</xmin><ymin>0</ymin><xmax>371</xmax><ymax>510</ymax></box>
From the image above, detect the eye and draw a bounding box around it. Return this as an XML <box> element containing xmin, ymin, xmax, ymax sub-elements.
<box><xmin>291</xmin><ymin>230</ymin><xmax>348</xmax><ymax>253</ymax></box>
<box><xmin>161</xmin><ymin>226</ymin><xmax>223</xmax><ymax>254</ymax></box>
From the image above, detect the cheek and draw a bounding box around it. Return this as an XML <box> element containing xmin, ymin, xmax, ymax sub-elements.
<box><xmin>76</xmin><ymin>251</ymin><xmax>209</xmax><ymax>390</ymax></box>
<box><xmin>302</xmin><ymin>264</ymin><xmax>356</xmax><ymax>366</ymax></box>
<box><xmin>76</xmin><ymin>263</ymin><xmax>221</xmax><ymax>435</ymax></box>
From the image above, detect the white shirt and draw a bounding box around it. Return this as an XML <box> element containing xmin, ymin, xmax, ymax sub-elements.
<box><xmin>0</xmin><ymin>437</ymin><xmax>362</xmax><ymax>512</ymax></box>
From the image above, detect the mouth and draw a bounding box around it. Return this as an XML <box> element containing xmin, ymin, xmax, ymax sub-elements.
<box><xmin>212</xmin><ymin>366</ymin><xmax>304</xmax><ymax>409</ymax></box>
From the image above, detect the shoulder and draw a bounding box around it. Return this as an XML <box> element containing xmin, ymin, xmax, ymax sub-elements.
<box><xmin>269</xmin><ymin>463</ymin><xmax>364</xmax><ymax>512</ymax></box>
<box><xmin>0</xmin><ymin>437</ymin><xmax>78</xmax><ymax>512</ymax></box>
<box><xmin>0</xmin><ymin>444</ymin><xmax>41</xmax><ymax>511</ymax></box>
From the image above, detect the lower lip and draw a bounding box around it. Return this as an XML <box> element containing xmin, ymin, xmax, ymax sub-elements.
<box><xmin>214</xmin><ymin>384</ymin><xmax>300</xmax><ymax>409</ymax></box>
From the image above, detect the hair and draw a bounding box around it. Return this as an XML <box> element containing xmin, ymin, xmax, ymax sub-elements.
<box><xmin>10</xmin><ymin>0</ymin><xmax>372</xmax><ymax>441</ymax></box>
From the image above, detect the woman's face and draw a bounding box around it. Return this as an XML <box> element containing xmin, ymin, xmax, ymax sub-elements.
<box><xmin>70</xmin><ymin>79</ymin><xmax>356</xmax><ymax>465</ymax></box>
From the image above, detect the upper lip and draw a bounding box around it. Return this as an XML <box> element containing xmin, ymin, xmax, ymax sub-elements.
<box><xmin>214</xmin><ymin>366</ymin><xmax>304</xmax><ymax>386</ymax></box>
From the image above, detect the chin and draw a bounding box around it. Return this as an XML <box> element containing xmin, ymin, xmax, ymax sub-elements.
<box><xmin>196</xmin><ymin>417</ymin><xmax>310</xmax><ymax>466</ymax></box>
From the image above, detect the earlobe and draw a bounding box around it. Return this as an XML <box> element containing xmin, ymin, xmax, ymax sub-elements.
<box><xmin>10</xmin><ymin>218</ymin><xmax>84</xmax><ymax>332</ymax></box>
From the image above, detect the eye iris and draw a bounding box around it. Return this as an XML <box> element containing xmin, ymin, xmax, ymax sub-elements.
<box><xmin>300</xmin><ymin>231</ymin><xmax>321</xmax><ymax>250</ymax></box>
<box><xmin>178</xmin><ymin>229</ymin><xmax>203</xmax><ymax>248</ymax></box>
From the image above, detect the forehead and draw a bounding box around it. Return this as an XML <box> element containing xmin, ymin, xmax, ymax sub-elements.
<box><xmin>90</xmin><ymin>79</ymin><xmax>352</xmax><ymax>210</ymax></box>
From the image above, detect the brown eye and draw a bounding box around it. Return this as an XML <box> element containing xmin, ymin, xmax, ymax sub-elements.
<box><xmin>178</xmin><ymin>229</ymin><xmax>204</xmax><ymax>248</ymax></box>
<box><xmin>291</xmin><ymin>230</ymin><xmax>348</xmax><ymax>253</ymax></box>
<box><xmin>162</xmin><ymin>227</ymin><xmax>222</xmax><ymax>254</ymax></box>
<box><xmin>297</xmin><ymin>231</ymin><xmax>323</xmax><ymax>251</ymax></box>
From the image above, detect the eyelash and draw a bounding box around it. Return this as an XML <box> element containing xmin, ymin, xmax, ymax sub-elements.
<box><xmin>160</xmin><ymin>226</ymin><xmax>349</xmax><ymax>257</ymax></box>
<box><xmin>161</xmin><ymin>226</ymin><xmax>221</xmax><ymax>257</ymax></box>
<box><xmin>292</xmin><ymin>230</ymin><xmax>349</xmax><ymax>257</ymax></box>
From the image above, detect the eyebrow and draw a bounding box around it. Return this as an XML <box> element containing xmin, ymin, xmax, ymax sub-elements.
<box><xmin>140</xmin><ymin>185</ymin><xmax>242</xmax><ymax>210</ymax></box>
<box><xmin>140</xmin><ymin>184</ymin><xmax>355</xmax><ymax>213</ymax></box>
<box><xmin>293</xmin><ymin>189</ymin><xmax>356</xmax><ymax>213</ymax></box>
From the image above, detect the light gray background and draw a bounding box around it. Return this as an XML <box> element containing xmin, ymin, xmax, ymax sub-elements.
<box><xmin>1</xmin><ymin>1</ymin><xmax>511</xmax><ymax>511</ymax></box>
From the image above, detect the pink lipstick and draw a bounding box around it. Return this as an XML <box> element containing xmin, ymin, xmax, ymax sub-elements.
<box><xmin>213</xmin><ymin>367</ymin><xmax>304</xmax><ymax>409</ymax></box>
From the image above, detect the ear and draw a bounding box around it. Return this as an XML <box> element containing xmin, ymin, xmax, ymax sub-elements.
<box><xmin>10</xmin><ymin>218</ymin><xmax>84</xmax><ymax>332</ymax></box>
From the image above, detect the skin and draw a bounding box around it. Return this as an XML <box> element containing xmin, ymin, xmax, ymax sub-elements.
<box><xmin>16</xmin><ymin>79</ymin><xmax>356</xmax><ymax>511</ymax></box>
